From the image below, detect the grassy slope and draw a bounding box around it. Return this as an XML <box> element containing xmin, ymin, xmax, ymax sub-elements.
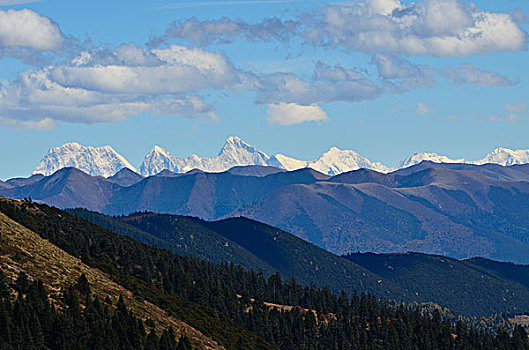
<box><xmin>0</xmin><ymin>197</ymin><xmax>272</xmax><ymax>350</ymax></box>
<box><xmin>0</xmin><ymin>211</ymin><xmax>222</xmax><ymax>349</ymax></box>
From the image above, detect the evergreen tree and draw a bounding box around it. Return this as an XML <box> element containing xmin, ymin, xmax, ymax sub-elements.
<box><xmin>76</xmin><ymin>273</ymin><xmax>91</xmax><ymax>296</ymax></box>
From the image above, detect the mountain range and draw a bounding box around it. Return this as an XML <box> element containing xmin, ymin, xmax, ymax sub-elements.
<box><xmin>4</xmin><ymin>161</ymin><xmax>529</xmax><ymax>264</ymax></box>
<box><xmin>31</xmin><ymin>137</ymin><xmax>529</xmax><ymax>177</ymax></box>
<box><xmin>4</xmin><ymin>195</ymin><xmax>529</xmax><ymax>319</ymax></box>
<box><xmin>65</xmin><ymin>207</ymin><xmax>529</xmax><ymax>318</ymax></box>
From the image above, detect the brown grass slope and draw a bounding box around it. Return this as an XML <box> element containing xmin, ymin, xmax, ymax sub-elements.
<box><xmin>0</xmin><ymin>210</ymin><xmax>223</xmax><ymax>350</ymax></box>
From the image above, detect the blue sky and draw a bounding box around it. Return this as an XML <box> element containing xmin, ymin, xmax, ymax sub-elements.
<box><xmin>0</xmin><ymin>0</ymin><xmax>528</xmax><ymax>179</ymax></box>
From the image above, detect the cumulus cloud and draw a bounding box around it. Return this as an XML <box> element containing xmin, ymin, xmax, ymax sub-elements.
<box><xmin>0</xmin><ymin>36</ymin><xmax>386</xmax><ymax>129</ymax></box>
<box><xmin>154</xmin><ymin>0</ymin><xmax>527</xmax><ymax>57</ymax></box>
<box><xmin>305</xmin><ymin>0</ymin><xmax>527</xmax><ymax>57</ymax></box>
<box><xmin>0</xmin><ymin>44</ymin><xmax>229</xmax><ymax>128</ymax></box>
<box><xmin>0</xmin><ymin>9</ymin><xmax>63</xmax><ymax>51</ymax></box>
<box><xmin>313</xmin><ymin>61</ymin><xmax>366</xmax><ymax>82</ymax></box>
<box><xmin>267</xmin><ymin>102</ymin><xmax>328</xmax><ymax>125</ymax></box>
<box><xmin>444</xmin><ymin>63</ymin><xmax>517</xmax><ymax>86</ymax></box>
<box><xmin>52</xmin><ymin>44</ymin><xmax>242</xmax><ymax>94</ymax></box>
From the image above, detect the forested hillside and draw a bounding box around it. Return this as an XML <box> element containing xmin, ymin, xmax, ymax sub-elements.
<box><xmin>0</xmin><ymin>271</ymin><xmax>193</xmax><ymax>349</ymax></box>
<box><xmin>1</xmin><ymin>196</ymin><xmax>529</xmax><ymax>349</ymax></box>
<box><xmin>70</xmin><ymin>208</ymin><xmax>529</xmax><ymax>318</ymax></box>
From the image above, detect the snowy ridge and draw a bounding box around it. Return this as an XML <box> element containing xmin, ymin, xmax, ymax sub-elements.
<box><xmin>394</xmin><ymin>152</ymin><xmax>466</xmax><ymax>170</ymax></box>
<box><xmin>138</xmin><ymin>136</ymin><xmax>270</xmax><ymax>175</ymax></box>
<box><xmin>32</xmin><ymin>139</ymin><xmax>529</xmax><ymax>178</ymax></box>
<box><xmin>472</xmin><ymin>148</ymin><xmax>529</xmax><ymax>166</ymax></box>
<box><xmin>308</xmin><ymin>147</ymin><xmax>390</xmax><ymax>175</ymax></box>
<box><xmin>32</xmin><ymin>142</ymin><xmax>136</xmax><ymax>177</ymax></box>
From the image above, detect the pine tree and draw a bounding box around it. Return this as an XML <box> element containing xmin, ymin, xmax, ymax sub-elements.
<box><xmin>75</xmin><ymin>273</ymin><xmax>91</xmax><ymax>296</ymax></box>
<box><xmin>177</xmin><ymin>334</ymin><xmax>193</xmax><ymax>350</ymax></box>
<box><xmin>0</xmin><ymin>271</ymin><xmax>10</xmax><ymax>300</ymax></box>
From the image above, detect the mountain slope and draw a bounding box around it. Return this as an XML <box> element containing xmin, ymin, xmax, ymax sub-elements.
<box><xmin>33</xmin><ymin>142</ymin><xmax>136</xmax><ymax>177</ymax></box>
<box><xmin>107</xmin><ymin>167</ymin><xmax>145</xmax><ymax>186</ymax></box>
<box><xmin>0</xmin><ymin>209</ymin><xmax>222</xmax><ymax>349</ymax></box>
<box><xmin>118</xmin><ymin>213</ymin><xmax>404</xmax><ymax>299</ymax></box>
<box><xmin>5</xmin><ymin>202</ymin><xmax>523</xmax><ymax>350</ymax></box>
<box><xmin>68</xmin><ymin>209</ymin><xmax>279</xmax><ymax>276</ymax></box>
<box><xmin>68</xmin><ymin>208</ymin><xmax>529</xmax><ymax>317</ymax></box>
<box><xmin>4</xmin><ymin>167</ymin><xmax>118</xmax><ymax>211</ymax></box>
<box><xmin>344</xmin><ymin>252</ymin><xmax>529</xmax><ymax>317</ymax></box>
<box><xmin>0</xmin><ymin>197</ymin><xmax>273</xmax><ymax>349</ymax></box>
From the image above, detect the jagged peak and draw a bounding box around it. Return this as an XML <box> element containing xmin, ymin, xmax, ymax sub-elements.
<box><xmin>58</xmin><ymin>142</ymin><xmax>83</xmax><ymax>149</ymax></box>
<box><xmin>148</xmin><ymin>145</ymin><xmax>172</xmax><ymax>156</ymax></box>
<box><xmin>490</xmin><ymin>147</ymin><xmax>515</xmax><ymax>154</ymax></box>
<box><xmin>218</xmin><ymin>136</ymin><xmax>269</xmax><ymax>158</ymax></box>
<box><xmin>225</xmin><ymin>136</ymin><xmax>245</xmax><ymax>145</ymax></box>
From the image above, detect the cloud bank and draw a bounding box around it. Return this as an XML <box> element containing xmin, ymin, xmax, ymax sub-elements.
<box><xmin>0</xmin><ymin>2</ymin><xmax>525</xmax><ymax>129</ymax></box>
<box><xmin>159</xmin><ymin>0</ymin><xmax>527</xmax><ymax>57</ymax></box>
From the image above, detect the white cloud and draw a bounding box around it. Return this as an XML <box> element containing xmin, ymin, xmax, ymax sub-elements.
<box><xmin>304</xmin><ymin>0</ymin><xmax>527</xmax><ymax>57</ymax></box>
<box><xmin>152</xmin><ymin>16</ymin><xmax>297</xmax><ymax>46</ymax></box>
<box><xmin>0</xmin><ymin>38</ymin><xmax>383</xmax><ymax>129</ymax></box>
<box><xmin>489</xmin><ymin>103</ymin><xmax>528</xmax><ymax>122</ymax></box>
<box><xmin>392</xmin><ymin>101</ymin><xmax>432</xmax><ymax>116</ymax></box>
<box><xmin>0</xmin><ymin>9</ymin><xmax>63</xmax><ymax>51</ymax></box>
<box><xmin>52</xmin><ymin>45</ymin><xmax>242</xmax><ymax>95</ymax></box>
<box><xmin>445</xmin><ymin>63</ymin><xmax>517</xmax><ymax>86</ymax></box>
<box><xmin>267</xmin><ymin>102</ymin><xmax>328</xmax><ymax>125</ymax></box>
<box><xmin>372</xmin><ymin>53</ymin><xmax>434</xmax><ymax>92</ymax></box>
<box><xmin>0</xmin><ymin>64</ymin><xmax>219</xmax><ymax>128</ymax></box>
<box><xmin>256</xmin><ymin>68</ymin><xmax>382</xmax><ymax>105</ymax></box>
<box><xmin>0</xmin><ymin>116</ymin><xmax>57</xmax><ymax>130</ymax></box>
<box><xmin>313</xmin><ymin>61</ymin><xmax>366</xmax><ymax>82</ymax></box>
<box><xmin>155</xmin><ymin>0</ymin><xmax>527</xmax><ymax>58</ymax></box>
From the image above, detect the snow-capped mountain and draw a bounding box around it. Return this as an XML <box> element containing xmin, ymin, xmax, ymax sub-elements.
<box><xmin>472</xmin><ymin>148</ymin><xmax>529</xmax><ymax>166</ymax></box>
<box><xmin>138</xmin><ymin>137</ymin><xmax>388</xmax><ymax>176</ymax></box>
<box><xmin>138</xmin><ymin>136</ymin><xmax>270</xmax><ymax>175</ymax></box>
<box><xmin>137</xmin><ymin>146</ymin><xmax>180</xmax><ymax>176</ymax></box>
<box><xmin>394</xmin><ymin>152</ymin><xmax>465</xmax><ymax>170</ymax></box>
<box><xmin>268</xmin><ymin>154</ymin><xmax>308</xmax><ymax>171</ymax></box>
<box><xmin>308</xmin><ymin>147</ymin><xmax>390</xmax><ymax>175</ymax></box>
<box><xmin>30</xmin><ymin>139</ymin><xmax>529</xmax><ymax>179</ymax></box>
<box><xmin>268</xmin><ymin>148</ymin><xmax>389</xmax><ymax>174</ymax></box>
<box><xmin>33</xmin><ymin>142</ymin><xmax>136</xmax><ymax>177</ymax></box>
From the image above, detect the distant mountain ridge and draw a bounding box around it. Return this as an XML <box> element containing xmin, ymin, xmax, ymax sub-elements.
<box><xmin>5</xmin><ymin>161</ymin><xmax>529</xmax><ymax>264</ymax></box>
<box><xmin>66</xmin><ymin>207</ymin><xmax>529</xmax><ymax>317</ymax></box>
<box><xmin>30</xmin><ymin>137</ymin><xmax>529</xmax><ymax>178</ymax></box>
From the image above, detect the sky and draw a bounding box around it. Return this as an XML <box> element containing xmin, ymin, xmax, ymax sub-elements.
<box><xmin>0</xmin><ymin>0</ymin><xmax>528</xmax><ymax>179</ymax></box>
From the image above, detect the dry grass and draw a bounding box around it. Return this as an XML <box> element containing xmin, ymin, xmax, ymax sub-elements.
<box><xmin>0</xmin><ymin>211</ymin><xmax>224</xmax><ymax>349</ymax></box>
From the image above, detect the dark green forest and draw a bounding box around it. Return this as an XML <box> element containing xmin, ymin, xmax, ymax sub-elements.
<box><xmin>1</xmin><ymin>198</ymin><xmax>529</xmax><ymax>349</ymax></box>
<box><xmin>0</xmin><ymin>271</ymin><xmax>191</xmax><ymax>350</ymax></box>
